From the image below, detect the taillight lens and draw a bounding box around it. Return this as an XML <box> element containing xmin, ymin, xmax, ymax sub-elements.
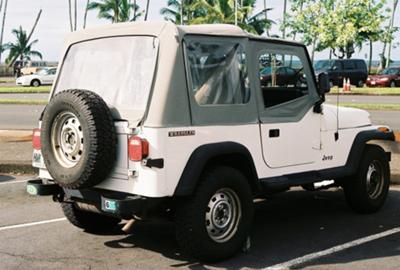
<box><xmin>128</xmin><ymin>136</ymin><xmax>149</xmax><ymax>161</ymax></box>
<box><xmin>32</xmin><ymin>128</ymin><xmax>41</xmax><ymax>150</ymax></box>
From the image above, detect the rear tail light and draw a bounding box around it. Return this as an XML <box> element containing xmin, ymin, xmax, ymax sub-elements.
<box><xmin>32</xmin><ymin>128</ymin><xmax>41</xmax><ymax>150</ymax></box>
<box><xmin>128</xmin><ymin>136</ymin><xmax>149</xmax><ymax>161</ymax></box>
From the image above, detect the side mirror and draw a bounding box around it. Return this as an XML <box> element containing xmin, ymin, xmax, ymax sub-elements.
<box><xmin>317</xmin><ymin>72</ymin><xmax>331</xmax><ymax>95</ymax></box>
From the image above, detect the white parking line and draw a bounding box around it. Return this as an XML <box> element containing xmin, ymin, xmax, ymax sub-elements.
<box><xmin>0</xmin><ymin>218</ymin><xmax>67</xmax><ymax>232</ymax></box>
<box><xmin>265</xmin><ymin>227</ymin><xmax>400</xmax><ymax>270</ymax></box>
<box><xmin>0</xmin><ymin>179</ymin><xmax>29</xmax><ymax>185</ymax></box>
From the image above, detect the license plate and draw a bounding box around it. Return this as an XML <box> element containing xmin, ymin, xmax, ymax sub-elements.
<box><xmin>32</xmin><ymin>150</ymin><xmax>45</xmax><ymax>168</ymax></box>
<box><xmin>103</xmin><ymin>199</ymin><xmax>117</xmax><ymax>212</ymax></box>
<box><xmin>371</xmin><ymin>81</ymin><xmax>376</xmax><ymax>85</ymax></box>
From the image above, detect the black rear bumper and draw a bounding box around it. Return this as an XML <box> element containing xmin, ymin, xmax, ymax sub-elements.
<box><xmin>27</xmin><ymin>179</ymin><xmax>163</xmax><ymax>219</ymax></box>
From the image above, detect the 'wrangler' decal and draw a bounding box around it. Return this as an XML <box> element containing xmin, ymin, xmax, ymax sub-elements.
<box><xmin>168</xmin><ymin>130</ymin><xmax>195</xmax><ymax>137</ymax></box>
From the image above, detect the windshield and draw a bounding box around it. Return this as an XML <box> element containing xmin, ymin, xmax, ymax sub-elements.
<box><xmin>36</xmin><ymin>69</ymin><xmax>49</xmax><ymax>75</ymax></box>
<box><xmin>314</xmin><ymin>60</ymin><xmax>332</xmax><ymax>70</ymax></box>
<box><xmin>378</xmin><ymin>68</ymin><xmax>397</xmax><ymax>75</ymax></box>
<box><xmin>55</xmin><ymin>36</ymin><xmax>159</xmax><ymax>119</ymax></box>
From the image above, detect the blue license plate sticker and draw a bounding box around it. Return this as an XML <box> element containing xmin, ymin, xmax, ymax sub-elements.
<box><xmin>104</xmin><ymin>199</ymin><xmax>117</xmax><ymax>212</ymax></box>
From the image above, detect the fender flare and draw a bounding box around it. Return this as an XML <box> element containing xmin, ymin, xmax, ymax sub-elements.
<box><xmin>331</xmin><ymin>129</ymin><xmax>395</xmax><ymax>178</ymax></box>
<box><xmin>173</xmin><ymin>142</ymin><xmax>259</xmax><ymax>196</ymax></box>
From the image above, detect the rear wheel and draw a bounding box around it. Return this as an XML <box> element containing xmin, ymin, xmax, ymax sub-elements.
<box><xmin>356</xmin><ymin>80</ymin><xmax>364</xmax><ymax>88</ymax></box>
<box><xmin>343</xmin><ymin>145</ymin><xmax>390</xmax><ymax>214</ymax></box>
<box><xmin>390</xmin><ymin>81</ymin><xmax>396</xmax><ymax>88</ymax></box>
<box><xmin>61</xmin><ymin>202</ymin><xmax>121</xmax><ymax>232</ymax></box>
<box><xmin>175</xmin><ymin>166</ymin><xmax>254</xmax><ymax>262</ymax></box>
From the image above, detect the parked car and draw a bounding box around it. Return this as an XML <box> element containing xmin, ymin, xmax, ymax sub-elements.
<box><xmin>27</xmin><ymin>22</ymin><xmax>394</xmax><ymax>262</ymax></box>
<box><xmin>314</xmin><ymin>59</ymin><xmax>368</xmax><ymax>87</ymax></box>
<box><xmin>260</xmin><ymin>66</ymin><xmax>303</xmax><ymax>87</ymax></box>
<box><xmin>16</xmin><ymin>67</ymin><xmax>57</xmax><ymax>87</ymax></box>
<box><xmin>366</xmin><ymin>67</ymin><xmax>400</xmax><ymax>87</ymax></box>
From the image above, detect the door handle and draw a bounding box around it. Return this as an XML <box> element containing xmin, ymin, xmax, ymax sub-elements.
<box><xmin>269</xmin><ymin>129</ymin><xmax>280</xmax><ymax>138</ymax></box>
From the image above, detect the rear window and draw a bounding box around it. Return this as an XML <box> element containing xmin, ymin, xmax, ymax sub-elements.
<box><xmin>55</xmin><ymin>36</ymin><xmax>159</xmax><ymax>115</ymax></box>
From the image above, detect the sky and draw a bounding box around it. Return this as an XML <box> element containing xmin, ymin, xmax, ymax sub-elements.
<box><xmin>1</xmin><ymin>0</ymin><xmax>399</xmax><ymax>62</ymax></box>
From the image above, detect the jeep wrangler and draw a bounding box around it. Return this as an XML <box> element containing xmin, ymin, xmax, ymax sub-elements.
<box><xmin>27</xmin><ymin>22</ymin><xmax>394</xmax><ymax>262</ymax></box>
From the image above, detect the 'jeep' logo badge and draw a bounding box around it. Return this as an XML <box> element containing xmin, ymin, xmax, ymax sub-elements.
<box><xmin>322</xmin><ymin>155</ymin><xmax>333</xmax><ymax>161</ymax></box>
<box><xmin>168</xmin><ymin>130</ymin><xmax>196</xmax><ymax>137</ymax></box>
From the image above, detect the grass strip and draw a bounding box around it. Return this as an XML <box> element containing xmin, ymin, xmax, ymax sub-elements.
<box><xmin>330</xmin><ymin>87</ymin><xmax>400</xmax><ymax>95</ymax></box>
<box><xmin>0</xmin><ymin>99</ymin><xmax>47</xmax><ymax>105</ymax></box>
<box><xmin>0</xmin><ymin>86</ymin><xmax>51</xmax><ymax>93</ymax></box>
<box><xmin>339</xmin><ymin>103</ymin><xmax>400</xmax><ymax>111</ymax></box>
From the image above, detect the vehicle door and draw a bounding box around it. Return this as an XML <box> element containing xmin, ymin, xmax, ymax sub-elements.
<box><xmin>396</xmin><ymin>69</ymin><xmax>400</xmax><ymax>86</ymax></box>
<box><xmin>250</xmin><ymin>41</ymin><xmax>322</xmax><ymax>168</ymax></box>
<box><xmin>42</xmin><ymin>69</ymin><xmax>56</xmax><ymax>84</ymax></box>
<box><xmin>342</xmin><ymin>60</ymin><xmax>357</xmax><ymax>85</ymax></box>
<box><xmin>330</xmin><ymin>61</ymin><xmax>343</xmax><ymax>86</ymax></box>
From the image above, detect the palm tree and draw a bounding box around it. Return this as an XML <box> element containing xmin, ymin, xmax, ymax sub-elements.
<box><xmin>381</xmin><ymin>0</ymin><xmax>399</xmax><ymax>69</ymax></box>
<box><xmin>182</xmin><ymin>0</ymin><xmax>272</xmax><ymax>35</ymax></box>
<box><xmin>144</xmin><ymin>0</ymin><xmax>150</xmax><ymax>20</ymax></box>
<box><xmin>160</xmin><ymin>0</ymin><xmax>201</xmax><ymax>24</ymax></box>
<box><xmin>3</xmin><ymin>26</ymin><xmax>42</xmax><ymax>65</ymax></box>
<box><xmin>0</xmin><ymin>0</ymin><xmax>8</xmax><ymax>64</ymax></box>
<box><xmin>88</xmin><ymin>0</ymin><xmax>142</xmax><ymax>23</ymax></box>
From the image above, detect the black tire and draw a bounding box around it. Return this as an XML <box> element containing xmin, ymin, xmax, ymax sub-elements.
<box><xmin>31</xmin><ymin>79</ymin><xmax>41</xmax><ymax>87</ymax></box>
<box><xmin>343</xmin><ymin>145</ymin><xmax>390</xmax><ymax>214</ymax></box>
<box><xmin>175</xmin><ymin>166</ymin><xmax>254</xmax><ymax>262</ymax></box>
<box><xmin>41</xmin><ymin>90</ymin><xmax>116</xmax><ymax>189</ymax></box>
<box><xmin>356</xmin><ymin>80</ymin><xmax>364</xmax><ymax>88</ymax></box>
<box><xmin>390</xmin><ymin>81</ymin><xmax>396</xmax><ymax>88</ymax></box>
<box><xmin>61</xmin><ymin>202</ymin><xmax>121</xmax><ymax>232</ymax></box>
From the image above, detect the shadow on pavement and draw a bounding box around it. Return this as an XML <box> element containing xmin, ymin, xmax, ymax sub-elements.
<box><xmin>103</xmin><ymin>188</ymin><xmax>400</xmax><ymax>269</ymax></box>
<box><xmin>0</xmin><ymin>174</ymin><xmax>15</xmax><ymax>183</ymax></box>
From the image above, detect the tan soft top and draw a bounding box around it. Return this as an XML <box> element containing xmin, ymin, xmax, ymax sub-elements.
<box><xmin>65</xmin><ymin>21</ymin><xmax>251</xmax><ymax>45</ymax></box>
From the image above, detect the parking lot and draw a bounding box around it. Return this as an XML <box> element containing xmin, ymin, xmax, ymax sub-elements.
<box><xmin>1</xmin><ymin>175</ymin><xmax>399</xmax><ymax>270</ymax></box>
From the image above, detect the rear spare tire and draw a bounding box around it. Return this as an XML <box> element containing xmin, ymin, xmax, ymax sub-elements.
<box><xmin>41</xmin><ymin>90</ymin><xmax>116</xmax><ymax>189</ymax></box>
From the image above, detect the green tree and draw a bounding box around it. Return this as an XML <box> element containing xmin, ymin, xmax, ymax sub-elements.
<box><xmin>3</xmin><ymin>26</ymin><xmax>42</xmax><ymax>65</ymax></box>
<box><xmin>88</xmin><ymin>0</ymin><xmax>142</xmax><ymax>23</ymax></box>
<box><xmin>287</xmin><ymin>0</ymin><xmax>387</xmax><ymax>59</ymax></box>
<box><xmin>382</xmin><ymin>0</ymin><xmax>399</xmax><ymax>68</ymax></box>
<box><xmin>161</xmin><ymin>0</ymin><xmax>273</xmax><ymax>35</ymax></box>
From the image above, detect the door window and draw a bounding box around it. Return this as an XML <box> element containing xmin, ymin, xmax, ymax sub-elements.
<box><xmin>259</xmin><ymin>53</ymin><xmax>309</xmax><ymax>108</ymax></box>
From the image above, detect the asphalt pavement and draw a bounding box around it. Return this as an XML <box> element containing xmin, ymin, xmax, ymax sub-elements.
<box><xmin>326</xmin><ymin>95</ymin><xmax>400</xmax><ymax>104</ymax></box>
<box><xmin>0</xmin><ymin>93</ymin><xmax>49</xmax><ymax>100</ymax></box>
<box><xmin>1</xmin><ymin>175</ymin><xmax>400</xmax><ymax>269</ymax></box>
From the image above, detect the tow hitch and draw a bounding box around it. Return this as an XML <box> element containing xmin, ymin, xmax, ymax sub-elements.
<box><xmin>26</xmin><ymin>179</ymin><xmax>62</xmax><ymax>196</ymax></box>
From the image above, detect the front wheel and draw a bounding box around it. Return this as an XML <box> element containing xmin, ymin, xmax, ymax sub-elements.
<box><xmin>390</xmin><ymin>81</ymin><xmax>396</xmax><ymax>88</ymax></box>
<box><xmin>343</xmin><ymin>145</ymin><xmax>390</xmax><ymax>214</ymax></box>
<box><xmin>175</xmin><ymin>166</ymin><xmax>254</xmax><ymax>262</ymax></box>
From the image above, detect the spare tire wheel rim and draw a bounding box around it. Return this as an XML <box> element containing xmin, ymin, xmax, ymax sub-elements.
<box><xmin>205</xmin><ymin>188</ymin><xmax>242</xmax><ymax>243</ymax></box>
<box><xmin>51</xmin><ymin>111</ymin><xmax>84</xmax><ymax>168</ymax></box>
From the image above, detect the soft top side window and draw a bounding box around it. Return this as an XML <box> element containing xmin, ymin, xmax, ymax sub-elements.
<box><xmin>185</xmin><ymin>39</ymin><xmax>250</xmax><ymax>106</ymax></box>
